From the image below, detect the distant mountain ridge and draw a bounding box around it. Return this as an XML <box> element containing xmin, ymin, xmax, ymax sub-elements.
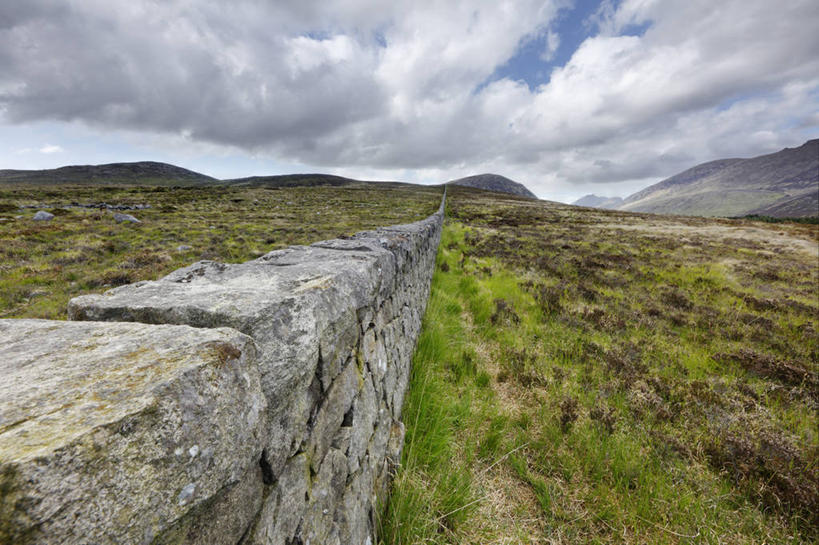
<box><xmin>573</xmin><ymin>140</ymin><xmax>818</xmax><ymax>218</ymax></box>
<box><xmin>1</xmin><ymin>161</ymin><xmax>540</xmax><ymax>200</ymax></box>
<box><xmin>573</xmin><ymin>194</ymin><xmax>624</xmax><ymax>209</ymax></box>
<box><xmin>0</xmin><ymin>163</ymin><xmax>412</xmax><ymax>190</ymax></box>
<box><xmin>618</xmin><ymin>140</ymin><xmax>819</xmax><ymax>217</ymax></box>
<box><xmin>447</xmin><ymin>173</ymin><xmax>537</xmax><ymax>198</ymax></box>
<box><xmin>224</xmin><ymin>173</ymin><xmax>359</xmax><ymax>187</ymax></box>
<box><xmin>0</xmin><ymin>161</ymin><xmax>216</xmax><ymax>186</ymax></box>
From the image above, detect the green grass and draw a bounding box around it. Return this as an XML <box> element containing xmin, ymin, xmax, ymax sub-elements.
<box><xmin>378</xmin><ymin>225</ymin><xmax>480</xmax><ymax>543</ymax></box>
<box><xmin>0</xmin><ymin>183</ymin><xmax>441</xmax><ymax>319</ymax></box>
<box><xmin>382</xmin><ymin>187</ymin><xmax>818</xmax><ymax>544</ymax></box>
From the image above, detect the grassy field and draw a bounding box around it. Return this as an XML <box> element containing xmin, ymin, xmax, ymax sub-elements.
<box><xmin>2</xmin><ymin>181</ymin><xmax>816</xmax><ymax>543</ymax></box>
<box><xmin>0</xmin><ymin>182</ymin><xmax>441</xmax><ymax>319</ymax></box>
<box><xmin>381</xmin><ymin>186</ymin><xmax>818</xmax><ymax>544</ymax></box>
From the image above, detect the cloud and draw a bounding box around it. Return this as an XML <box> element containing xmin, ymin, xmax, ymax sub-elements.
<box><xmin>540</xmin><ymin>29</ymin><xmax>561</xmax><ymax>62</ymax></box>
<box><xmin>39</xmin><ymin>144</ymin><xmax>63</xmax><ymax>154</ymax></box>
<box><xmin>0</xmin><ymin>0</ymin><xmax>817</xmax><ymax>200</ymax></box>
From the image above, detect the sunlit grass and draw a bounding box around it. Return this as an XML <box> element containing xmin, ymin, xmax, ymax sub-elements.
<box><xmin>0</xmin><ymin>183</ymin><xmax>441</xmax><ymax>319</ymax></box>
<box><xmin>384</xmin><ymin>187</ymin><xmax>817</xmax><ymax>544</ymax></box>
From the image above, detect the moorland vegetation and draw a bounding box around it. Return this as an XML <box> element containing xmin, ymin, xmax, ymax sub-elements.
<box><xmin>0</xmin><ymin>183</ymin><xmax>440</xmax><ymax>319</ymax></box>
<box><xmin>382</xmin><ymin>186</ymin><xmax>818</xmax><ymax>544</ymax></box>
<box><xmin>1</xmin><ymin>179</ymin><xmax>816</xmax><ymax>544</ymax></box>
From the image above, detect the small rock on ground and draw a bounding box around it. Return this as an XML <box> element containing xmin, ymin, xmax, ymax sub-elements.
<box><xmin>113</xmin><ymin>213</ymin><xmax>140</xmax><ymax>223</ymax></box>
<box><xmin>33</xmin><ymin>211</ymin><xmax>55</xmax><ymax>221</ymax></box>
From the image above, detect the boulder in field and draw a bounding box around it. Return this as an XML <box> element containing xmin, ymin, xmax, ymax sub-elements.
<box><xmin>113</xmin><ymin>212</ymin><xmax>140</xmax><ymax>223</ymax></box>
<box><xmin>32</xmin><ymin>211</ymin><xmax>54</xmax><ymax>221</ymax></box>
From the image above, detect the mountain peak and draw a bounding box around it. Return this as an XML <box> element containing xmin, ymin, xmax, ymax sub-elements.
<box><xmin>447</xmin><ymin>173</ymin><xmax>537</xmax><ymax>199</ymax></box>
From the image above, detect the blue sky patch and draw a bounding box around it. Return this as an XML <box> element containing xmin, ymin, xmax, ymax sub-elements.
<box><xmin>479</xmin><ymin>0</ymin><xmax>652</xmax><ymax>92</ymax></box>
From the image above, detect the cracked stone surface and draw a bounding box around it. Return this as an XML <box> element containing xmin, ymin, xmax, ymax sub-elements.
<box><xmin>0</xmin><ymin>319</ymin><xmax>265</xmax><ymax>545</ymax></box>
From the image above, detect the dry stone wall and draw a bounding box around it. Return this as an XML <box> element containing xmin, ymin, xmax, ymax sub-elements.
<box><xmin>0</xmin><ymin>192</ymin><xmax>444</xmax><ymax>545</ymax></box>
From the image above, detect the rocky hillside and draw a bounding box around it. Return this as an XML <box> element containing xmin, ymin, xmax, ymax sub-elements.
<box><xmin>447</xmin><ymin>173</ymin><xmax>537</xmax><ymax>199</ymax></box>
<box><xmin>618</xmin><ymin>140</ymin><xmax>818</xmax><ymax>217</ymax></box>
<box><xmin>0</xmin><ymin>161</ymin><xmax>216</xmax><ymax>186</ymax></box>
<box><xmin>572</xmin><ymin>194</ymin><xmax>624</xmax><ymax>209</ymax></box>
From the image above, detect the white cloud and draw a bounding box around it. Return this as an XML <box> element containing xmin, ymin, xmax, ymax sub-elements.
<box><xmin>0</xmin><ymin>0</ymin><xmax>816</xmax><ymax>201</ymax></box>
<box><xmin>39</xmin><ymin>144</ymin><xmax>63</xmax><ymax>154</ymax></box>
<box><xmin>540</xmin><ymin>29</ymin><xmax>561</xmax><ymax>62</ymax></box>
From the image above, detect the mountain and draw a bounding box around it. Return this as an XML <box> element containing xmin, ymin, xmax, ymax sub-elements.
<box><xmin>225</xmin><ymin>174</ymin><xmax>430</xmax><ymax>193</ymax></box>
<box><xmin>0</xmin><ymin>161</ymin><xmax>216</xmax><ymax>186</ymax></box>
<box><xmin>618</xmin><ymin>140</ymin><xmax>819</xmax><ymax>217</ymax></box>
<box><xmin>0</xmin><ymin>164</ymin><xmax>421</xmax><ymax>191</ymax></box>
<box><xmin>447</xmin><ymin>174</ymin><xmax>537</xmax><ymax>199</ymax></box>
<box><xmin>224</xmin><ymin>173</ymin><xmax>359</xmax><ymax>188</ymax></box>
<box><xmin>572</xmin><ymin>194</ymin><xmax>624</xmax><ymax>209</ymax></box>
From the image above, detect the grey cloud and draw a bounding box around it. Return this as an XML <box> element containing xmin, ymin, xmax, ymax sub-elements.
<box><xmin>0</xmin><ymin>1</ymin><xmax>388</xmax><ymax>149</ymax></box>
<box><xmin>0</xmin><ymin>0</ymin><xmax>817</xmax><ymax>193</ymax></box>
<box><xmin>0</xmin><ymin>0</ymin><xmax>67</xmax><ymax>29</ymax></box>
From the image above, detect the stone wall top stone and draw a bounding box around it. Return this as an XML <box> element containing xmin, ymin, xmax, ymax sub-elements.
<box><xmin>0</xmin><ymin>319</ymin><xmax>265</xmax><ymax>545</ymax></box>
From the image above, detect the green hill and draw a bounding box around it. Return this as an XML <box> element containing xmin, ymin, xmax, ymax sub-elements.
<box><xmin>0</xmin><ymin>161</ymin><xmax>217</xmax><ymax>186</ymax></box>
<box><xmin>448</xmin><ymin>173</ymin><xmax>538</xmax><ymax>199</ymax></box>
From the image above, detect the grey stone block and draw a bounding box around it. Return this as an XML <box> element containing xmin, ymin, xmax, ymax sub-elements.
<box><xmin>0</xmin><ymin>319</ymin><xmax>266</xmax><ymax>545</ymax></box>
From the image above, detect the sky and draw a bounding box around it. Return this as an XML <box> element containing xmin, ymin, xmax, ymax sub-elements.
<box><xmin>1</xmin><ymin>0</ymin><xmax>818</xmax><ymax>203</ymax></box>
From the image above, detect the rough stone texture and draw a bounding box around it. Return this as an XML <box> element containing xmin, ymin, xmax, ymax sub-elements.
<box><xmin>157</xmin><ymin>464</ymin><xmax>265</xmax><ymax>545</ymax></box>
<box><xmin>0</xmin><ymin>319</ymin><xmax>266</xmax><ymax>545</ymax></box>
<box><xmin>0</xmin><ymin>189</ymin><xmax>443</xmax><ymax>545</ymax></box>
<box><xmin>62</xmin><ymin>191</ymin><xmax>445</xmax><ymax>544</ymax></box>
